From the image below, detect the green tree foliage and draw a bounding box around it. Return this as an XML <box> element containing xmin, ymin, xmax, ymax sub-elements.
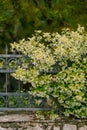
<box><xmin>11</xmin><ymin>26</ymin><xmax>87</xmax><ymax>118</ymax></box>
<box><xmin>0</xmin><ymin>0</ymin><xmax>87</xmax><ymax>52</ymax></box>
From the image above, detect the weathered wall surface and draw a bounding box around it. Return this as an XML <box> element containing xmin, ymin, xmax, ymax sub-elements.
<box><xmin>0</xmin><ymin>113</ymin><xmax>87</xmax><ymax>130</ymax></box>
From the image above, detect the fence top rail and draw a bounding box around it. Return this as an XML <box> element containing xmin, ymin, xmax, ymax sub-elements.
<box><xmin>0</xmin><ymin>92</ymin><xmax>30</xmax><ymax>96</ymax></box>
<box><xmin>0</xmin><ymin>54</ymin><xmax>22</xmax><ymax>58</ymax></box>
<box><xmin>0</xmin><ymin>69</ymin><xmax>15</xmax><ymax>73</ymax></box>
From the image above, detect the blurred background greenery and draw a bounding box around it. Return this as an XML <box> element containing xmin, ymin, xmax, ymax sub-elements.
<box><xmin>0</xmin><ymin>0</ymin><xmax>87</xmax><ymax>53</ymax></box>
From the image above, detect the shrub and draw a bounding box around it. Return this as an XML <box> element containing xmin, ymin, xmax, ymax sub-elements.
<box><xmin>10</xmin><ymin>25</ymin><xmax>87</xmax><ymax>118</ymax></box>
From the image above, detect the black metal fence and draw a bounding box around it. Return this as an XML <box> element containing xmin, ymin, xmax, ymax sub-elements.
<box><xmin>0</xmin><ymin>47</ymin><xmax>51</xmax><ymax>111</ymax></box>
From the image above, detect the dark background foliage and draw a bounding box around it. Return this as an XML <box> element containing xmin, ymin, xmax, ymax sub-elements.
<box><xmin>0</xmin><ymin>0</ymin><xmax>87</xmax><ymax>52</ymax></box>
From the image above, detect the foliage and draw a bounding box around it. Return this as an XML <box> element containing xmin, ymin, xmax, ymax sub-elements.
<box><xmin>0</xmin><ymin>0</ymin><xmax>87</xmax><ymax>52</ymax></box>
<box><xmin>35</xmin><ymin>110</ymin><xmax>58</xmax><ymax>120</ymax></box>
<box><xmin>11</xmin><ymin>25</ymin><xmax>87</xmax><ymax>118</ymax></box>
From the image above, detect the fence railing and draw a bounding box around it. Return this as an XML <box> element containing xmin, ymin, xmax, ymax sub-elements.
<box><xmin>0</xmin><ymin>47</ymin><xmax>52</xmax><ymax>111</ymax></box>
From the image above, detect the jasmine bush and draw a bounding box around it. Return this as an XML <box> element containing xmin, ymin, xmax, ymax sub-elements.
<box><xmin>11</xmin><ymin>25</ymin><xmax>87</xmax><ymax>118</ymax></box>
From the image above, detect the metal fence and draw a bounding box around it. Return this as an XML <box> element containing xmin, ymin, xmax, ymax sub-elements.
<box><xmin>0</xmin><ymin>47</ymin><xmax>51</xmax><ymax>111</ymax></box>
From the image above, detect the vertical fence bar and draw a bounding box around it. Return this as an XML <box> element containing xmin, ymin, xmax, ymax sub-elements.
<box><xmin>5</xmin><ymin>45</ymin><xmax>8</xmax><ymax>107</ymax></box>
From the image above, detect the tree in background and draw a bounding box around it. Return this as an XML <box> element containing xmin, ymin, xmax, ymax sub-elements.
<box><xmin>0</xmin><ymin>0</ymin><xmax>87</xmax><ymax>52</ymax></box>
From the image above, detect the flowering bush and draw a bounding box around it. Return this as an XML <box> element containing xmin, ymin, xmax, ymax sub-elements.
<box><xmin>11</xmin><ymin>25</ymin><xmax>87</xmax><ymax>118</ymax></box>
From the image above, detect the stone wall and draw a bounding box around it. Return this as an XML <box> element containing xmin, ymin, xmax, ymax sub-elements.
<box><xmin>0</xmin><ymin>113</ymin><xmax>87</xmax><ymax>130</ymax></box>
